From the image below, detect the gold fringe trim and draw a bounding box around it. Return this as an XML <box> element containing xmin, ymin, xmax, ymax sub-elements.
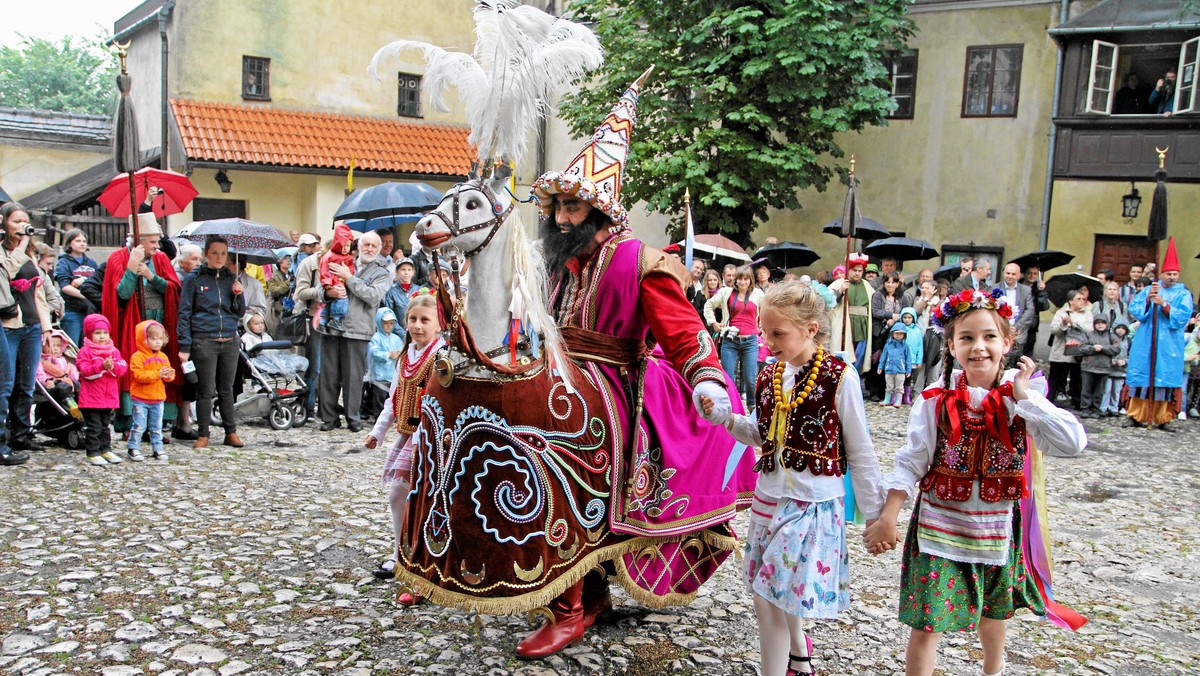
<box><xmin>392</xmin><ymin>527</ymin><xmax>739</xmax><ymax>616</ymax></box>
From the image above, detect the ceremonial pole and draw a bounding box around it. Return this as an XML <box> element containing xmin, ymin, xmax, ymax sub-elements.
<box><xmin>839</xmin><ymin>157</ymin><xmax>859</xmax><ymax>353</ymax></box>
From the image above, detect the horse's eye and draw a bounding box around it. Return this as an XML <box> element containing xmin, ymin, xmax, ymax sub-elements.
<box><xmin>466</xmin><ymin>199</ymin><xmax>480</xmax><ymax>210</ymax></box>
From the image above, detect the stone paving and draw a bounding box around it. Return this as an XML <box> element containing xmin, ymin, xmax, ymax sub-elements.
<box><xmin>1</xmin><ymin>405</ymin><xmax>1198</xmax><ymax>675</ymax></box>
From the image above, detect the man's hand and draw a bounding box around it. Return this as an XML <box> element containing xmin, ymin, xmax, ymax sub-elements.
<box><xmin>325</xmin><ymin>285</ymin><xmax>347</xmax><ymax>299</ymax></box>
<box><xmin>71</xmin><ymin>277</ymin><xmax>85</xmax><ymax>288</ymax></box>
<box><xmin>179</xmin><ymin>352</ymin><xmax>190</xmax><ymax>363</ymax></box>
<box><xmin>232</xmin><ymin>280</ymin><xmax>244</xmax><ymax>295</ymax></box>
<box><xmin>127</xmin><ymin>245</ymin><xmax>146</xmax><ymax>271</ymax></box>
<box><xmin>329</xmin><ymin>262</ymin><xmax>353</xmax><ymax>281</ymax></box>
<box><xmin>137</xmin><ymin>262</ymin><xmax>153</xmax><ymax>280</ymax></box>
<box><xmin>692</xmin><ymin>381</ymin><xmax>731</xmax><ymax>426</ymax></box>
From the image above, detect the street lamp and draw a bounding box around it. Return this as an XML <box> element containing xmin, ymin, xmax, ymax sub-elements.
<box><xmin>215</xmin><ymin>169</ymin><xmax>232</xmax><ymax>193</ymax></box>
<box><xmin>1121</xmin><ymin>182</ymin><xmax>1141</xmax><ymax>219</ymax></box>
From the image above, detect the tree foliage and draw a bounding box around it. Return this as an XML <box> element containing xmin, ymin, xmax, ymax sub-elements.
<box><xmin>0</xmin><ymin>33</ymin><xmax>119</xmax><ymax>115</ymax></box>
<box><xmin>559</xmin><ymin>0</ymin><xmax>913</xmax><ymax>246</ymax></box>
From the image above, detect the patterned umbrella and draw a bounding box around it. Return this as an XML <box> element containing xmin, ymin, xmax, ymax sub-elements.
<box><xmin>179</xmin><ymin>218</ymin><xmax>290</xmax><ymax>250</ymax></box>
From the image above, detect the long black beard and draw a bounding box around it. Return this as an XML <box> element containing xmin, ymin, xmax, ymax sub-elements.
<box><xmin>539</xmin><ymin>210</ymin><xmax>606</xmax><ymax>275</ymax></box>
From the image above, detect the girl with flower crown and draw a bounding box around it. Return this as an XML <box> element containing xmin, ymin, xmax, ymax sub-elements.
<box><xmin>865</xmin><ymin>288</ymin><xmax>1087</xmax><ymax>676</ymax></box>
<box><xmin>701</xmin><ymin>281</ymin><xmax>884</xmax><ymax>676</ymax></box>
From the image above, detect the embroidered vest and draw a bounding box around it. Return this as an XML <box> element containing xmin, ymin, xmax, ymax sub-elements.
<box><xmin>392</xmin><ymin>347</ymin><xmax>438</xmax><ymax>436</ymax></box>
<box><xmin>754</xmin><ymin>356</ymin><xmax>848</xmax><ymax>477</ymax></box>
<box><xmin>919</xmin><ymin>411</ymin><xmax>1027</xmax><ymax>503</ymax></box>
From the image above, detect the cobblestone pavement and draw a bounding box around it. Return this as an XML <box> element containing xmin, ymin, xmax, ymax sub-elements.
<box><xmin>2</xmin><ymin>406</ymin><xmax>1197</xmax><ymax>676</ymax></box>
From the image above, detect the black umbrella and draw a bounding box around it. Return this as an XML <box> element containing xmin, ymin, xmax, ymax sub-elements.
<box><xmin>1045</xmin><ymin>273</ymin><xmax>1104</xmax><ymax>307</ymax></box>
<box><xmin>864</xmin><ymin>236</ymin><xmax>938</xmax><ymax>262</ymax></box>
<box><xmin>1008</xmin><ymin>249</ymin><xmax>1074</xmax><ymax>274</ymax></box>
<box><xmin>333</xmin><ymin>182</ymin><xmax>444</xmax><ymax>221</ymax></box>
<box><xmin>822</xmin><ymin>216</ymin><xmax>891</xmax><ymax>241</ymax></box>
<box><xmin>933</xmin><ymin>263</ymin><xmax>961</xmax><ymax>284</ymax></box>
<box><xmin>754</xmin><ymin>242</ymin><xmax>820</xmax><ymax>269</ymax></box>
<box><xmin>0</xmin><ymin>185</ymin><xmax>12</xmax><ymax>204</ymax></box>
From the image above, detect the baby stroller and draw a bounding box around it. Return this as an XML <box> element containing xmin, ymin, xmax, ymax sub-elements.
<box><xmin>31</xmin><ymin>331</ymin><xmax>86</xmax><ymax>450</ymax></box>
<box><xmin>212</xmin><ymin>340</ymin><xmax>309</xmax><ymax>431</ymax></box>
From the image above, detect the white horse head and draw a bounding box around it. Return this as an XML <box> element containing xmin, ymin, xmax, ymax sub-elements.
<box><xmin>415</xmin><ymin>170</ymin><xmax>570</xmax><ymax>388</ymax></box>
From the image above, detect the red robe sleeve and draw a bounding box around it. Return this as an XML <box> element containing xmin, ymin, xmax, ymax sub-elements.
<box><xmin>641</xmin><ymin>270</ymin><xmax>725</xmax><ymax>388</ymax></box>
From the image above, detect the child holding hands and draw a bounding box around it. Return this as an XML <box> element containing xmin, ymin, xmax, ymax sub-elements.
<box><xmin>363</xmin><ymin>293</ymin><xmax>444</xmax><ymax>603</ymax></box>
<box><xmin>865</xmin><ymin>289</ymin><xmax>1087</xmax><ymax>676</ymax></box>
<box><xmin>702</xmin><ymin>282</ymin><xmax>884</xmax><ymax>676</ymax></box>
<box><xmin>76</xmin><ymin>314</ymin><xmax>129</xmax><ymax>466</ymax></box>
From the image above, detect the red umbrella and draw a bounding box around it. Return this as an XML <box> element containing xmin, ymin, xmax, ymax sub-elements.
<box><xmin>98</xmin><ymin>168</ymin><xmax>198</xmax><ymax>218</ymax></box>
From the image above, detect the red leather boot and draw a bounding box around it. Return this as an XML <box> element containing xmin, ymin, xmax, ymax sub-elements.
<box><xmin>581</xmin><ymin>576</ymin><xmax>612</xmax><ymax>629</ymax></box>
<box><xmin>515</xmin><ymin>582</ymin><xmax>585</xmax><ymax>659</ymax></box>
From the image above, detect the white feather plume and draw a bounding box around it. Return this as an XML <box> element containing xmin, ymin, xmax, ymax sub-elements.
<box><xmin>369</xmin><ymin>1</ymin><xmax>602</xmax><ymax>165</ymax></box>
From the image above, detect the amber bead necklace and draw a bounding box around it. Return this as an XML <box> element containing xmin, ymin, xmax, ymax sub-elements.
<box><xmin>772</xmin><ymin>347</ymin><xmax>825</xmax><ymax>410</ymax></box>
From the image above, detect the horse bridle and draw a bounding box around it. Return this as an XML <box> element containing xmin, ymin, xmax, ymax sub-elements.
<box><xmin>424</xmin><ymin>179</ymin><xmax>515</xmax><ymax>259</ymax></box>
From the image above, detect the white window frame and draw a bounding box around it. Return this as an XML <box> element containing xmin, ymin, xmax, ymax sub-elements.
<box><xmin>1175</xmin><ymin>36</ymin><xmax>1200</xmax><ymax>114</ymax></box>
<box><xmin>1085</xmin><ymin>40</ymin><xmax>1119</xmax><ymax>114</ymax></box>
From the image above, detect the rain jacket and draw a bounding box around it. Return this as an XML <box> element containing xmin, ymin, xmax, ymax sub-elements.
<box><xmin>900</xmin><ymin>307</ymin><xmax>923</xmax><ymax>368</ymax></box>
<box><xmin>76</xmin><ymin>314</ymin><xmax>128</xmax><ymax>409</ymax></box>
<box><xmin>319</xmin><ymin>223</ymin><xmax>355</xmax><ymax>288</ymax></box>
<box><xmin>878</xmin><ymin>332</ymin><xmax>911</xmax><ymax>375</ymax></box>
<box><xmin>1110</xmin><ymin>322</ymin><xmax>1131</xmax><ymax>378</ymax></box>
<box><xmin>129</xmin><ymin>319</ymin><xmax>175</xmax><ymax>403</ymax></box>
<box><xmin>1079</xmin><ymin>321</ymin><xmax>1121</xmax><ymax>375</ymax></box>
<box><xmin>178</xmin><ymin>263</ymin><xmax>246</xmax><ymax>352</ymax></box>
<box><xmin>368</xmin><ymin>307</ymin><xmax>405</xmax><ymax>384</ymax></box>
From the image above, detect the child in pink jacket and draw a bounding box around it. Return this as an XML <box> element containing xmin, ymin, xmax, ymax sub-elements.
<box><xmin>76</xmin><ymin>314</ymin><xmax>128</xmax><ymax>466</ymax></box>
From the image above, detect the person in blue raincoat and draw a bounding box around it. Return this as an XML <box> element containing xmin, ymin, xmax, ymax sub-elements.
<box><xmin>365</xmin><ymin>307</ymin><xmax>404</xmax><ymax>419</ymax></box>
<box><xmin>1125</xmin><ymin>237</ymin><xmax>1193</xmax><ymax>431</ymax></box>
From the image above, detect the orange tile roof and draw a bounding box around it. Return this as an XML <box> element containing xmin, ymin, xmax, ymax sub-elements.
<box><xmin>170</xmin><ymin>99</ymin><xmax>473</xmax><ymax>177</ymax></box>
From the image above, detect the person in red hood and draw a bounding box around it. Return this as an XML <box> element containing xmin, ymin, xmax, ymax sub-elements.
<box><xmin>101</xmin><ymin>213</ymin><xmax>182</xmax><ymax>437</ymax></box>
<box><xmin>319</xmin><ymin>223</ymin><xmax>356</xmax><ymax>332</ymax></box>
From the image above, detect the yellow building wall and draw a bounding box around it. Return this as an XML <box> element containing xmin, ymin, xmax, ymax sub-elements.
<box><xmin>1</xmin><ymin>144</ymin><xmax>110</xmax><ymax>202</ymax></box>
<box><xmin>168</xmin><ymin>168</ymin><xmax>458</xmax><ymax>240</ymax></box>
<box><xmin>748</xmin><ymin>3</ymin><xmax>1061</xmax><ymax>274</ymax></box>
<box><xmin>1048</xmin><ymin>179</ymin><xmax>1200</xmax><ymax>283</ymax></box>
<box><xmin>172</xmin><ymin>0</ymin><xmax>473</xmax><ymax>121</ymax></box>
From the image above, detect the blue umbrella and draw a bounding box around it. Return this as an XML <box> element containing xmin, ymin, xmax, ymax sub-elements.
<box><xmin>333</xmin><ymin>182</ymin><xmax>444</xmax><ymax>221</ymax></box>
<box><xmin>343</xmin><ymin>213</ymin><xmax>424</xmax><ymax>233</ymax></box>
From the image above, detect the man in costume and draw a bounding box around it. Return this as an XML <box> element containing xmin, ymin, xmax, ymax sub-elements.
<box><xmin>518</xmin><ymin>72</ymin><xmax>750</xmax><ymax>658</ymax></box>
<box><xmin>1126</xmin><ymin>237</ymin><xmax>1193</xmax><ymax>431</ymax></box>
<box><xmin>102</xmin><ymin>212</ymin><xmax>182</xmax><ymax>434</ymax></box>
<box><xmin>829</xmin><ymin>253</ymin><xmax>873</xmax><ymax>371</ymax></box>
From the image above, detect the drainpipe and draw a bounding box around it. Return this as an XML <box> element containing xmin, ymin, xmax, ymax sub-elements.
<box><xmin>1039</xmin><ymin>0</ymin><xmax>1069</xmax><ymax>250</ymax></box>
<box><xmin>159</xmin><ymin>1</ymin><xmax>175</xmax><ymax>173</ymax></box>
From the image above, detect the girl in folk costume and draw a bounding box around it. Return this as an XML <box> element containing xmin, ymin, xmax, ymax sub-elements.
<box><xmin>865</xmin><ymin>289</ymin><xmax>1087</xmax><ymax>676</ymax></box>
<box><xmin>702</xmin><ymin>282</ymin><xmax>884</xmax><ymax>676</ymax></box>
<box><xmin>363</xmin><ymin>292</ymin><xmax>444</xmax><ymax>599</ymax></box>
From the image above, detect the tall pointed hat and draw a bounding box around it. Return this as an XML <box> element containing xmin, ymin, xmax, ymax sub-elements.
<box><xmin>532</xmin><ymin>66</ymin><xmax>654</xmax><ymax>229</ymax></box>
<box><xmin>1161</xmin><ymin>236</ymin><xmax>1180</xmax><ymax>273</ymax></box>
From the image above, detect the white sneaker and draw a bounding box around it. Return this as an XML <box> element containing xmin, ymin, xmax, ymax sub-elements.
<box><xmin>153</xmin><ymin>450</ymin><xmax>169</xmax><ymax>461</ymax></box>
<box><xmin>85</xmin><ymin>455</ymin><xmax>107</xmax><ymax>466</ymax></box>
<box><xmin>1179</xmin><ymin>411</ymin><xmax>1188</xmax><ymax>421</ymax></box>
<box><xmin>127</xmin><ymin>449</ymin><xmax>145</xmax><ymax>462</ymax></box>
<box><xmin>100</xmin><ymin>451</ymin><xmax>124</xmax><ymax>464</ymax></box>
<box><xmin>1189</xmin><ymin>408</ymin><xmax>1200</xmax><ymax>418</ymax></box>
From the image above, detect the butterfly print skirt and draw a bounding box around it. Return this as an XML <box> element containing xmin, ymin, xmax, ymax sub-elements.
<box><xmin>744</xmin><ymin>492</ymin><xmax>850</xmax><ymax>618</ymax></box>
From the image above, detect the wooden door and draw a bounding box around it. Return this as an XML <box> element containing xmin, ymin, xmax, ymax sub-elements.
<box><xmin>1092</xmin><ymin>235</ymin><xmax>1158</xmax><ymax>283</ymax></box>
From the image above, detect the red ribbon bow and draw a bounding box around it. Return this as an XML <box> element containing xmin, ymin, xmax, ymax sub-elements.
<box><xmin>923</xmin><ymin>377</ymin><xmax>1016</xmax><ymax>453</ymax></box>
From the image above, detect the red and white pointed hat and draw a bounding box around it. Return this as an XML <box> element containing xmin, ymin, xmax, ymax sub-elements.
<box><xmin>531</xmin><ymin>66</ymin><xmax>655</xmax><ymax>229</ymax></box>
<box><xmin>1161</xmin><ymin>236</ymin><xmax>1180</xmax><ymax>273</ymax></box>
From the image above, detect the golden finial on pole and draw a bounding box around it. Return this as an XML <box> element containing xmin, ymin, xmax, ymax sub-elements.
<box><xmin>849</xmin><ymin>155</ymin><xmax>856</xmax><ymax>179</ymax></box>
<box><xmin>1156</xmin><ymin>146</ymin><xmax>1168</xmax><ymax>169</ymax></box>
<box><xmin>634</xmin><ymin>64</ymin><xmax>656</xmax><ymax>89</ymax></box>
<box><xmin>115</xmin><ymin>41</ymin><xmax>131</xmax><ymax>75</ymax></box>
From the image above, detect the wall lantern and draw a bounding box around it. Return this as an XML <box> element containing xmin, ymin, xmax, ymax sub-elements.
<box><xmin>215</xmin><ymin>169</ymin><xmax>232</xmax><ymax>193</ymax></box>
<box><xmin>1121</xmin><ymin>182</ymin><xmax>1141</xmax><ymax>219</ymax></box>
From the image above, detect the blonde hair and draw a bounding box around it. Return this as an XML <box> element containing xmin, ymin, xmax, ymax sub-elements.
<box><xmin>146</xmin><ymin>323</ymin><xmax>168</xmax><ymax>340</ymax></box>
<box><xmin>761</xmin><ymin>281</ymin><xmax>830</xmax><ymax>345</ymax></box>
<box><xmin>938</xmin><ymin>308</ymin><xmax>1014</xmax><ymax>390</ymax></box>
<box><xmin>406</xmin><ymin>292</ymin><xmax>438</xmax><ymax>319</ymax></box>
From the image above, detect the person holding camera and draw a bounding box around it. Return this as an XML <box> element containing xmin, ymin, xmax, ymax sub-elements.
<box><xmin>704</xmin><ymin>266</ymin><xmax>764</xmax><ymax>405</ymax></box>
<box><xmin>1</xmin><ymin>203</ymin><xmax>54</xmax><ymax>462</ymax></box>
<box><xmin>1150</xmin><ymin>68</ymin><xmax>1177</xmax><ymax>116</ymax></box>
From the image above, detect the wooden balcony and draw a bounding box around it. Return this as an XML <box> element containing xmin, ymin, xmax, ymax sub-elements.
<box><xmin>1052</xmin><ymin>116</ymin><xmax>1200</xmax><ymax>182</ymax></box>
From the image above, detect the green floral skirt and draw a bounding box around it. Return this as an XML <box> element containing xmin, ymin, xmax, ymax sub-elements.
<box><xmin>897</xmin><ymin>496</ymin><xmax>1044</xmax><ymax>633</ymax></box>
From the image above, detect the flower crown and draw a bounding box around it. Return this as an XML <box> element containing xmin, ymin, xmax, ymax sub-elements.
<box><xmin>930</xmin><ymin>287</ymin><xmax>1013</xmax><ymax>333</ymax></box>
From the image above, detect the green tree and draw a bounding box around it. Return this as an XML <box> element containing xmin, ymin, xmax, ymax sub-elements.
<box><xmin>0</xmin><ymin>33</ymin><xmax>119</xmax><ymax>115</ymax></box>
<box><xmin>559</xmin><ymin>0</ymin><xmax>913</xmax><ymax>246</ymax></box>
